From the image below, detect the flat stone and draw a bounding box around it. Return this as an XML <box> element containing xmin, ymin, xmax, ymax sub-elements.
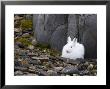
<box><xmin>31</xmin><ymin>57</ymin><xmax>49</xmax><ymax>62</ymax></box>
<box><xmin>53</xmin><ymin>67</ymin><xmax>63</xmax><ymax>72</ymax></box>
<box><xmin>14</xmin><ymin>70</ymin><xmax>23</xmax><ymax>75</ymax></box>
<box><xmin>22</xmin><ymin>33</ymin><xmax>30</xmax><ymax>37</ymax></box>
<box><xmin>47</xmin><ymin>70</ymin><xmax>58</xmax><ymax>76</ymax></box>
<box><xmin>14</xmin><ymin>66</ymin><xmax>28</xmax><ymax>71</ymax></box>
<box><xmin>61</xmin><ymin>66</ymin><xmax>79</xmax><ymax>74</ymax></box>
<box><xmin>38</xmin><ymin>70</ymin><xmax>48</xmax><ymax>76</ymax></box>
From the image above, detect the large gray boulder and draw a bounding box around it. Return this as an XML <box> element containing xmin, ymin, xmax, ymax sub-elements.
<box><xmin>34</xmin><ymin>14</ymin><xmax>68</xmax><ymax>44</ymax></box>
<box><xmin>50</xmin><ymin>24</ymin><xmax>68</xmax><ymax>51</ymax></box>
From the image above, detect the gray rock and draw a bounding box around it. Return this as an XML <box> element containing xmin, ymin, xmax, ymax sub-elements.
<box><xmin>28</xmin><ymin>59</ymin><xmax>41</xmax><ymax>65</ymax></box>
<box><xmin>25</xmin><ymin>73</ymin><xmax>38</xmax><ymax>76</ymax></box>
<box><xmin>14</xmin><ymin>70</ymin><xmax>23</xmax><ymax>75</ymax></box>
<box><xmin>47</xmin><ymin>70</ymin><xmax>58</xmax><ymax>76</ymax></box>
<box><xmin>28</xmin><ymin>45</ymin><xmax>34</xmax><ymax>50</ymax></box>
<box><xmin>22</xmin><ymin>33</ymin><xmax>30</xmax><ymax>37</ymax></box>
<box><xmin>15</xmin><ymin>42</ymin><xmax>24</xmax><ymax>48</ymax></box>
<box><xmin>50</xmin><ymin>24</ymin><xmax>67</xmax><ymax>51</ymax></box>
<box><xmin>38</xmin><ymin>70</ymin><xmax>48</xmax><ymax>76</ymax></box>
<box><xmin>14</xmin><ymin>66</ymin><xmax>28</xmax><ymax>71</ymax></box>
<box><xmin>53</xmin><ymin>67</ymin><xmax>63</xmax><ymax>72</ymax></box>
<box><xmin>79</xmin><ymin>70</ymin><xmax>89</xmax><ymax>76</ymax></box>
<box><xmin>31</xmin><ymin>56</ymin><xmax>49</xmax><ymax>62</ymax></box>
<box><xmin>61</xmin><ymin>66</ymin><xmax>79</xmax><ymax>74</ymax></box>
<box><xmin>68</xmin><ymin>14</ymin><xmax>78</xmax><ymax>39</ymax></box>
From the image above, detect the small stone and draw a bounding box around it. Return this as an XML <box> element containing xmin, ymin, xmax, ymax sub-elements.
<box><xmin>43</xmin><ymin>49</ymin><xmax>46</xmax><ymax>53</ymax></box>
<box><xmin>38</xmin><ymin>70</ymin><xmax>48</xmax><ymax>76</ymax></box>
<box><xmin>66</xmin><ymin>75</ymin><xmax>70</xmax><ymax>76</ymax></box>
<box><xmin>14</xmin><ymin>60</ymin><xmax>22</xmax><ymax>66</ymax></box>
<box><xmin>25</xmin><ymin>73</ymin><xmax>38</xmax><ymax>76</ymax></box>
<box><xmin>28</xmin><ymin>59</ymin><xmax>41</xmax><ymax>65</ymax></box>
<box><xmin>73</xmin><ymin>74</ymin><xmax>79</xmax><ymax>76</ymax></box>
<box><xmin>28</xmin><ymin>69</ymin><xmax>36</xmax><ymax>73</ymax></box>
<box><xmin>14</xmin><ymin>28</ymin><xmax>21</xmax><ymax>33</ymax></box>
<box><xmin>14</xmin><ymin>70</ymin><xmax>23</xmax><ymax>75</ymax></box>
<box><xmin>27</xmin><ymin>52</ymin><xmax>36</xmax><ymax>56</ymax></box>
<box><xmin>79</xmin><ymin>70</ymin><xmax>89</xmax><ymax>76</ymax></box>
<box><xmin>47</xmin><ymin>70</ymin><xmax>58</xmax><ymax>76</ymax></box>
<box><xmin>16</xmin><ymin>42</ymin><xmax>24</xmax><ymax>48</ymax></box>
<box><xmin>53</xmin><ymin>67</ymin><xmax>63</xmax><ymax>72</ymax></box>
<box><xmin>29</xmin><ymin>66</ymin><xmax>36</xmax><ymax>70</ymax></box>
<box><xmin>28</xmin><ymin>45</ymin><xmax>34</xmax><ymax>50</ymax></box>
<box><xmin>14</xmin><ymin>66</ymin><xmax>28</xmax><ymax>71</ymax></box>
<box><xmin>87</xmin><ymin>64</ymin><xmax>94</xmax><ymax>70</ymax></box>
<box><xmin>31</xmin><ymin>57</ymin><xmax>49</xmax><ymax>62</ymax></box>
<box><xmin>22</xmin><ymin>33</ymin><xmax>30</xmax><ymax>37</ymax></box>
<box><xmin>61</xmin><ymin>66</ymin><xmax>79</xmax><ymax>74</ymax></box>
<box><xmin>61</xmin><ymin>74</ymin><xmax>65</xmax><ymax>76</ymax></box>
<box><xmin>84</xmin><ymin>62</ymin><xmax>89</xmax><ymax>66</ymax></box>
<box><xmin>32</xmin><ymin>38</ymin><xmax>37</xmax><ymax>46</ymax></box>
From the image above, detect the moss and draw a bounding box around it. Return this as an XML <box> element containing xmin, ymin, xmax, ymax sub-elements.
<box><xmin>49</xmin><ymin>49</ymin><xmax>61</xmax><ymax>57</ymax></box>
<box><xmin>16</xmin><ymin>37</ymin><xmax>32</xmax><ymax>47</ymax></box>
<box><xmin>20</xmin><ymin>19</ymin><xmax>32</xmax><ymax>30</ymax></box>
<box><xmin>35</xmin><ymin>43</ymin><xmax>51</xmax><ymax>49</ymax></box>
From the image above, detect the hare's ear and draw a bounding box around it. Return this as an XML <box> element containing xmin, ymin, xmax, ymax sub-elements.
<box><xmin>72</xmin><ymin>38</ymin><xmax>75</xmax><ymax>43</ymax></box>
<box><xmin>67</xmin><ymin>36</ymin><xmax>72</xmax><ymax>43</ymax></box>
<box><xmin>72</xmin><ymin>38</ymin><xmax>77</xmax><ymax>45</ymax></box>
<box><xmin>75</xmin><ymin>38</ymin><xmax>77</xmax><ymax>43</ymax></box>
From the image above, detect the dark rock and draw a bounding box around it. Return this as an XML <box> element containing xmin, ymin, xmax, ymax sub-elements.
<box><xmin>28</xmin><ymin>59</ymin><xmax>41</xmax><ymax>65</ymax></box>
<box><xmin>14</xmin><ymin>60</ymin><xmax>22</xmax><ymax>66</ymax></box>
<box><xmin>15</xmin><ymin>42</ymin><xmax>24</xmax><ymax>48</ymax></box>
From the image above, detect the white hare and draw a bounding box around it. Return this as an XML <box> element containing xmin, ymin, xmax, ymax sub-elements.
<box><xmin>61</xmin><ymin>36</ymin><xmax>85</xmax><ymax>60</ymax></box>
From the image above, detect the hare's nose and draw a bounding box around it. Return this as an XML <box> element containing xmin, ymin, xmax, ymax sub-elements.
<box><xmin>66</xmin><ymin>50</ymin><xmax>70</xmax><ymax>53</ymax></box>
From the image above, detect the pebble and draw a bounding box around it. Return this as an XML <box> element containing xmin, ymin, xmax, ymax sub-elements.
<box><xmin>22</xmin><ymin>33</ymin><xmax>30</xmax><ymax>37</ymax></box>
<box><xmin>14</xmin><ymin>70</ymin><xmax>23</xmax><ymax>75</ymax></box>
<box><xmin>25</xmin><ymin>73</ymin><xmax>38</xmax><ymax>76</ymax></box>
<box><xmin>61</xmin><ymin>66</ymin><xmax>79</xmax><ymax>74</ymax></box>
<box><xmin>28</xmin><ymin>45</ymin><xmax>34</xmax><ymax>50</ymax></box>
<box><xmin>32</xmin><ymin>38</ymin><xmax>37</xmax><ymax>46</ymax></box>
<box><xmin>16</xmin><ymin>41</ymin><xmax>24</xmax><ymax>48</ymax></box>
<box><xmin>53</xmin><ymin>67</ymin><xmax>63</xmax><ymax>72</ymax></box>
<box><xmin>28</xmin><ymin>59</ymin><xmax>41</xmax><ymax>65</ymax></box>
<box><xmin>38</xmin><ymin>70</ymin><xmax>48</xmax><ymax>76</ymax></box>
<box><xmin>14</xmin><ymin>66</ymin><xmax>28</xmax><ymax>71</ymax></box>
<box><xmin>87</xmin><ymin>64</ymin><xmax>94</xmax><ymax>70</ymax></box>
<box><xmin>47</xmin><ymin>70</ymin><xmax>58</xmax><ymax>76</ymax></box>
<box><xmin>31</xmin><ymin>56</ymin><xmax>49</xmax><ymax>63</ymax></box>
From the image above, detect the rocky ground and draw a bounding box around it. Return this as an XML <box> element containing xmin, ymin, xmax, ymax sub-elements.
<box><xmin>14</xmin><ymin>15</ymin><xmax>97</xmax><ymax>76</ymax></box>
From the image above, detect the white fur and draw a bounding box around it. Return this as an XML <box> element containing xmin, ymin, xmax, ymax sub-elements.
<box><xmin>61</xmin><ymin>36</ymin><xmax>85</xmax><ymax>60</ymax></box>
